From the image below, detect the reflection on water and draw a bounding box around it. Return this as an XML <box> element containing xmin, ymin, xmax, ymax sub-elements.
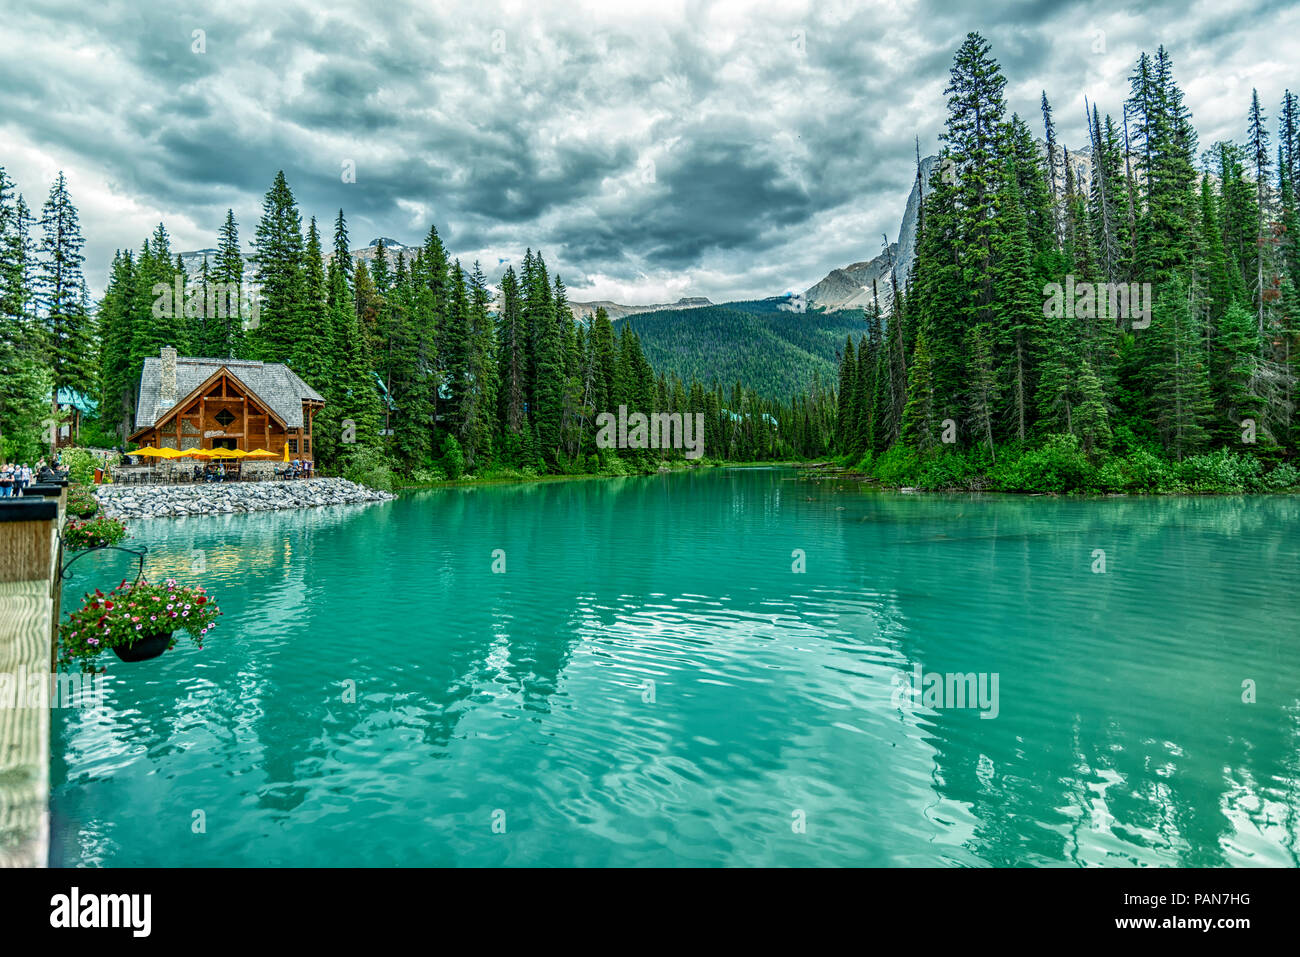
<box><xmin>50</xmin><ymin>472</ymin><xmax>1300</xmax><ymax>866</ymax></box>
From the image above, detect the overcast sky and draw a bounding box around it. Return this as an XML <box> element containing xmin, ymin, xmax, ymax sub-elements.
<box><xmin>2</xmin><ymin>0</ymin><xmax>1295</xmax><ymax>304</ymax></box>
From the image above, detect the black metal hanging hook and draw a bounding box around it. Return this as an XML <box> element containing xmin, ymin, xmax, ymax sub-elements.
<box><xmin>59</xmin><ymin>542</ymin><xmax>150</xmax><ymax>583</ymax></box>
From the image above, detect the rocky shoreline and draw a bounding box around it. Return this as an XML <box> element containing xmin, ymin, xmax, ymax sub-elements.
<box><xmin>94</xmin><ymin>478</ymin><xmax>395</xmax><ymax>519</ymax></box>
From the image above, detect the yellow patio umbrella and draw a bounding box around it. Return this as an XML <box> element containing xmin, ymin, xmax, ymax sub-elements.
<box><xmin>132</xmin><ymin>446</ymin><xmax>170</xmax><ymax>457</ymax></box>
<box><xmin>244</xmin><ymin>449</ymin><xmax>278</xmax><ymax>459</ymax></box>
<box><xmin>206</xmin><ymin>448</ymin><xmax>244</xmax><ymax>459</ymax></box>
<box><xmin>283</xmin><ymin>443</ymin><xmax>291</xmax><ymax>463</ymax></box>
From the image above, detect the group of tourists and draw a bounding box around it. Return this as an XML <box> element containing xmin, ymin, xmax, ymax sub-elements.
<box><xmin>0</xmin><ymin>457</ymin><xmax>68</xmax><ymax>497</ymax></box>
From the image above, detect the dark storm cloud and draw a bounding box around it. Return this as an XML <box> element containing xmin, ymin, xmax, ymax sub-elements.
<box><xmin>0</xmin><ymin>0</ymin><xmax>1293</xmax><ymax>302</ymax></box>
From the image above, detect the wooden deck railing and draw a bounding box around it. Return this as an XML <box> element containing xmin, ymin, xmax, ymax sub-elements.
<box><xmin>0</xmin><ymin>490</ymin><xmax>64</xmax><ymax>868</ymax></box>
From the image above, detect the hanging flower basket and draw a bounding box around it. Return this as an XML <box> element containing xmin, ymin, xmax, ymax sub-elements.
<box><xmin>63</xmin><ymin>515</ymin><xmax>128</xmax><ymax>550</ymax></box>
<box><xmin>66</xmin><ymin>485</ymin><xmax>100</xmax><ymax>518</ymax></box>
<box><xmin>59</xmin><ymin>578</ymin><xmax>221</xmax><ymax>672</ymax></box>
<box><xmin>112</xmin><ymin>630</ymin><xmax>175</xmax><ymax>662</ymax></box>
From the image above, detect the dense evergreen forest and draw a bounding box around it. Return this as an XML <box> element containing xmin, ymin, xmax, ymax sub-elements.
<box><xmin>832</xmin><ymin>34</ymin><xmax>1300</xmax><ymax>493</ymax></box>
<box><xmin>0</xmin><ymin>172</ymin><xmax>832</xmax><ymax>485</ymax></box>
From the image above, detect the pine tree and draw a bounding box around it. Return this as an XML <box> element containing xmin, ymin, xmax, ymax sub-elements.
<box><xmin>496</xmin><ymin>266</ymin><xmax>527</xmax><ymax>442</ymax></box>
<box><xmin>990</xmin><ymin>156</ymin><xmax>1044</xmax><ymax>444</ymax></box>
<box><xmin>461</xmin><ymin>261</ymin><xmax>498</xmax><ymax>469</ymax></box>
<box><xmin>292</xmin><ymin>216</ymin><xmax>331</xmax><ymax>385</ymax></box>
<box><xmin>852</xmin><ymin>332</ymin><xmax>872</xmax><ymax>456</ymax></box>
<box><xmin>98</xmin><ymin>249</ymin><xmax>137</xmax><ymax>438</ymax></box>
<box><xmin>966</xmin><ymin>323</ymin><xmax>998</xmax><ymax>456</ymax></box>
<box><xmin>835</xmin><ymin>335</ymin><xmax>857</xmax><ymax>452</ymax></box>
<box><xmin>1074</xmin><ymin>359</ymin><xmax>1112</xmax><ymax>453</ymax></box>
<box><xmin>0</xmin><ymin>168</ymin><xmax>47</xmax><ymax>458</ymax></box>
<box><xmin>1140</xmin><ymin>277</ymin><xmax>1214</xmax><ymax>458</ymax></box>
<box><xmin>317</xmin><ymin>211</ymin><xmax>380</xmax><ymax>465</ymax></box>
<box><xmin>1214</xmin><ymin>300</ymin><xmax>1265</xmax><ymax>445</ymax></box>
<box><xmin>249</xmin><ymin>171</ymin><xmax>307</xmax><ymax>364</ymax></box>
<box><xmin>1248</xmin><ymin>89</ymin><xmax>1272</xmax><ymax>338</ymax></box>
<box><xmin>36</xmin><ymin>171</ymin><xmax>93</xmax><ymax>432</ymax></box>
<box><xmin>530</xmin><ymin>261</ymin><xmax>566</xmax><ymax>463</ymax></box>
<box><xmin>213</xmin><ymin>209</ymin><xmax>246</xmax><ymax>358</ymax></box>
<box><xmin>902</xmin><ymin>331</ymin><xmax>938</xmax><ymax>452</ymax></box>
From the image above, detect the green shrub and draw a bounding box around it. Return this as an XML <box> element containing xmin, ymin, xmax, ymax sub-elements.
<box><xmin>342</xmin><ymin>446</ymin><xmax>396</xmax><ymax>492</ymax></box>
<box><xmin>916</xmin><ymin>451</ymin><xmax>979</xmax><ymax>490</ymax></box>
<box><xmin>1177</xmin><ymin>449</ymin><xmax>1263</xmax><ymax>493</ymax></box>
<box><xmin>1095</xmin><ymin>447</ymin><xmax>1174</xmax><ymax>492</ymax></box>
<box><xmin>1264</xmin><ymin>461</ymin><xmax>1300</xmax><ymax>490</ymax></box>
<box><xmin>870</xmin><ymin>445</ymin><xmax>921</xmax><ymax>486</ymax></box>
<box><xmin>599</xmin><ymin>455</ymin><xmax>636</xmax><ymax>476</ymax></box>
<box><xmin>990</xmin><ymin>434</ymin><xmax>1097</xmax><ymax>493</ymax></box>
<box><xmin>440</xmin><ymin>435</ymin><xmax>465</xmax><ymax>481</ymax></box>
<box><xmin>60</xmin><ymin>447</ymin><xmax>99</xmax><ymax>486</ymax></box>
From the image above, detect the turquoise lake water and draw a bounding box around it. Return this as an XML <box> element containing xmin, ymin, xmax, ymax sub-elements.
<box><xmin>49</xmin><ymin>468</ymin><xmax>1300</xmax><ymax>866</ymax></box>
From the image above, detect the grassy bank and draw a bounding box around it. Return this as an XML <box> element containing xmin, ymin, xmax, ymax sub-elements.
<box><xmin>383</xmin><ymin>456</ymin><xmax>805</xmax><ymax>492</ymax></box>
<box><xmin>821</xmin><ymin>433</ymin><xmax>1300</xmax><ymax>495</ymax></box>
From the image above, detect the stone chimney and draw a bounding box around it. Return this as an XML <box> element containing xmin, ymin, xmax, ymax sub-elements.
<box><xmin>159</xmin><ymin>346</ymin><xmax>178</xmax><ymax>408</ymax></box>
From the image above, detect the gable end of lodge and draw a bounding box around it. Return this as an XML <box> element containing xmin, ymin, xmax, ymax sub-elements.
<box><xmin>128</xmin><ymin>346</ymin><xmax>324</xmax><ymax>462</ymax></box>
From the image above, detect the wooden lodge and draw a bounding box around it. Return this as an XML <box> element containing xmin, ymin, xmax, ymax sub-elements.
<box><xmin>128</xmin><ymin>347</ymin><xmax>324</xmax><ymax>462</ymax></box>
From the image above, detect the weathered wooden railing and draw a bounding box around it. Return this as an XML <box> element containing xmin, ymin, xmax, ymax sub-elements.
<box><xmin>0</xmin><ymin>481</ymin><xmax>65</xmax><ymax>868</ymax></box>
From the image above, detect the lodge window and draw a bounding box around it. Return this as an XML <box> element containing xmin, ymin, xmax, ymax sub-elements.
<box><xmin>215</xmin><ymin>409</ymin><xmax>235</xmax><ymax>427</ymax></box>
<box><xmin>288</xmin><ymin>440</ymin><xmax>298</xmax><ymax>453</ymax></box>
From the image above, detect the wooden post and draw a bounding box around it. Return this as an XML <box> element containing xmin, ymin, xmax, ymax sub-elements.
<box><xmin>0</xmin><ymin>495</ymin><xmax>62</xmax><ymax>867</ymax></box>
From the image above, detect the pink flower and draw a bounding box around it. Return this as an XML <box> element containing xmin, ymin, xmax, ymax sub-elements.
<box><xmin>88</xmin><ymin>637</ymin><xmax>99</xmax><ymax>646</ymax></box>
<box><xmin>134</xmin><ymin>624</ymin><xmax>142</xmax><ymax>631</ymax></box>
<box><xmin>150</xmin><ymin>615</ymin><xmax>157</xmax><ymax>621</ymax></box>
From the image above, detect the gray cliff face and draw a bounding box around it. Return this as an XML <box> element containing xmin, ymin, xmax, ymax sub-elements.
<box><xmin>891</xmin><ymin>153</ymin><xmax>941</xmax><ymax>293</ymax></box>
<box><xmin>803</xmin><ymin>153</ymin><xmax>937</xmax><ymax>315</ymax></box>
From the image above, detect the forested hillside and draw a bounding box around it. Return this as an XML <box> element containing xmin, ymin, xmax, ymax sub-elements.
<box><xmin>616</xmin><ymin>301</ymin><xmax>865</xmax><ymax>398</ymax></box>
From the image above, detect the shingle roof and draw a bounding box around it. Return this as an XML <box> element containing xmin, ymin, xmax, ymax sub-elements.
<box><xmin>134</xmin><ymin>356</ymin><xmax>325</xmax><ymax>431</ymax></box>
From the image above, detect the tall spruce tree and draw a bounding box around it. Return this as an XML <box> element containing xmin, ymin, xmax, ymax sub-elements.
<box><xmin>249</xmin><ymin>171</ymin><xmax>307</xmax><ymax>364</ymax></box>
